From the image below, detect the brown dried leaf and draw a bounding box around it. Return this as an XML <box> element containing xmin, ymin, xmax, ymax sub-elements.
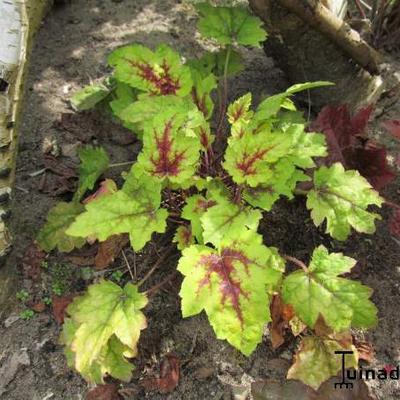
<box><xmin>52</xmin><ymin>294</ymin><xmax>75</xmax><ymax>324</ymax></box>
<box><xmin>22</xmin><ymin>243</ymin><xmax>46</xmax><ymax>282</ymax></box>
<box><xmin>270</xmin><ymin>294</ymin><xmax>295</xmax><ymax>349</ymax></box>
<box><xmin>353</xmin><ymin>338</ymin><xmax>374</xmax><ymax>363</ymax></box>
<box><xmin>86</xmin><ymin>384</ymin><xmax>120</xmax><ymax>400</ymax></box>
<box><xmin>31</xmin><ymin>302</ymin><xmax>46</xmax><ymax>313</ymax></box>
<box><xmin>141</xmin><ymin>353</ymin><xmax>180</xmax><ymax>393</ymax></box>
<box><xmin>95</xmin><ymin>234</ymin><xmax>129</xmax><ymax>270</ymax></box>
<box><xmin>313</xmin><ymin>315</ymin><xmax>333</xmax><ymax>337</ymax></box>
<box><xmin>43</xmin><ymin>154</ymin><xmax>77</xmax><ymax>178</ymax></box>
<box><xmin>66</xmin><ymin>255</ymin><xmax>95</xmax><ymax>266</ymax></box>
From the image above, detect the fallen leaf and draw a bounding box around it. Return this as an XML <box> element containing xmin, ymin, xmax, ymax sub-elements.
<box><xmin>382</xmin><ymin>119</ymin><xmax>400</xmax><ymax>139</ymax></box>
<box><xmin>66</xmin><ymin>255</ymin><xmax>96</xmax><ymax>266</ymax></box>
<box><xmin>86</xmin><ymin>384</ymin><xmax>120</xmax><ymax>400</ymax></box>
<box><xmin>57</xmin><ymin>112</ymin><xmax>98</xmax><ymax>143</ymax></box>
<box><xmin>52</xmin><ymin>294</ymin><xmax>75</xmax><ymax>324</ymax></box>
<box><xmin>43</xmin><ymin>154</ymin><xmax>77</xmax><ymax>178</ymax></box>
<box><xmin>313</xmin><ymin>315</ymin><xmax>333</xmax><ymax>337</ymax></box>
<box><xmin>353</xmin><ymin>339</ymin><xmax>374</xmax><ymax>363</ymax></box>
<box><xmin>22</xmin><ymin>243</ymin><xmax>46</xmax><ymax>282</ymax></box>
<box><xmin>141</xmin><ymin>353</ymin><xmax>180</xmax><ymax>393</ymax></box>
<box><xmin>95</xmin><ymin>234</ymin><xmax>129</xmax><ymax>269</ymax></box>
<box><xmin>270</xmin><ymin>294</ymin><xmax>294</xmax><ymax>349</ymax></box>
<box><xmin>31</xmin><ymin>302</ymin><xmax>46</xmax><ymax>313</ymax></box>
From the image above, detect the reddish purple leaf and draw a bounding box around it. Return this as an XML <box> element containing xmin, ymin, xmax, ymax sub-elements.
<box><xmin>382</xmin><ymin>119</ymin><xmax>400</xmax><ymax>139</ymax></box>
<box><xmin>389</xmin><ymin>209</ymin><xmax>400</xmax><ymax>237</ymax></box>
<box><xmin>312</xmin><ymin>104</ymin><xmax>395</xmax><ymax>191</ymax></box>
<box><xmin>346</xmin><ymin>143</ymin><xmax>396</xmax><ymax>191</ymax></box>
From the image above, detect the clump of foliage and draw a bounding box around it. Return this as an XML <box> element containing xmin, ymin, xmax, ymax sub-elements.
<box><xmin>38</xmin><ymin>2</ymin><xmax>384</xmax><ymax>390</ymax></box>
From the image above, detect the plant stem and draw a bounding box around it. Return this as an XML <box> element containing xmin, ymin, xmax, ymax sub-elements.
<box><xmin>146</xmin><ymin>272</ymin><xmax>177</xmax><ymax>296</ymax></box>
<box><xmin>283</xmin><ymin>255</ymin><xmax>308</xmax><ymax>273</ymax></box>
<box><xmin>384</xmin><ymin>198</ymin><xmax>400</xmax><ymax>210</ymax></box>
<box><xmin>216</xmin><ymin>45</ymin><xmax>232</xmax><ymax>137</ymax></box>
<box><xmin>108</xmin><ymin>161</ymin><xmax>135</xmax><ymax>168</ymax></box>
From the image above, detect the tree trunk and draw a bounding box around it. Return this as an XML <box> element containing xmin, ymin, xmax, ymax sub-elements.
<box><xmin>249</xmin><ymin>0</ymin><xmax>384</xmax><ymax>110</ymax></box>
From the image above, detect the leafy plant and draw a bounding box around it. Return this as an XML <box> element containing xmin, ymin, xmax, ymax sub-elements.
<box><xmin>20</xmin><ymin>309</ymin><xmax>35</xmax><ymax>320</ymax></box>
<box><xmin>38</xmin><ymin>2</ymin><xmax>384</xmax><ymax>390</ymax></box>
<box><xmin>16</xmin><ymin>289</ymin><xmax>29</xmax><ymax>302</ymax></box>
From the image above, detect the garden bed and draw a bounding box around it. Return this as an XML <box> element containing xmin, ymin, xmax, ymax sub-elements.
<box><xmin>0</xmin><ymin>1</ymin><xmax>399</xmax><ymax>399</ymax></box>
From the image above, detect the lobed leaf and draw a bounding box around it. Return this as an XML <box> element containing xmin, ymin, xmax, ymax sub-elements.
<box><xmin>173</xmin><ymin>225</ymin><xmax>195</xmax><ymax>251</ymax></box>
<box><xmin>282</xmin><ymin>246</ymin><xmax>378</xmax><ymax>332</ymax></box>
<box><xmin>75</xmin><ymin>146</ymin><xmax>110</xmax><ymax>201</ymax></box>
<box><xmin>196</xmin><ymin>3</ymin><xmax>267</xmax><ymax>47</ymax></box>
<box><xmin>287</xmin><ymin>336</ymin><xmax>358</xmax><ymax>390</ymax></box>
<box><xmin>37</xmin><ymin>202</ymin><xmax>85</xmax><ymax>253</ymax></box>
<box><xmin>178</xmin><ymin>231</ymin><xmax>284</xmax><ymax>355</ymax></box>
<box><xmin>70</xmin><ymin>83</ymin><xmax>111</xmax><ymax>111</ymax></box>
<box><xmin>136</xmin><ymin>111</ymin><xmax>201</xmax><ymax>184</ymax></box>
<box><xmin>67</xmin><ymin>189</ymin><xmax>168</xmax><ymax>252</ymax></box>
<box><xmin>201</xmin><ymin>197</ymin><xmax>262</xmax><ymax>247</ymax></box>
<box><xmin>243</xmin><ymin>160</ymin><xmax>309</xmax><ymax>211</ymax></box>
<box><xmin>181</xmin><ymin>194</ymin><xmax>217</xmax><ymax>243</ymax></box>
<box><xmin>108</xmin><ymin>44</ymin><xmax>192</xmax><ymax>97</ymax></box>
<box><xmin>61</xmin><ymin>280</ymin><xmax>147</xmax><ymax>383</ymax></box>
<box><xmin>307</xmin><ymin>163</ymin><xmax>383</xmax><ymax>240</ymax></box>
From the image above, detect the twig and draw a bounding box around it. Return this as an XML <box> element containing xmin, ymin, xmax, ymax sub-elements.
<box><xmin>138</xmin><ymin>246</ymin><xmax>175</xmax><ymax>287</ymax></box>
<box><xmin>122</xmin><ymin>249</ymin><xmax>135</xmax><ymax>281</ymax></box>
<box><xmin>354</xmin><ymin>0</ymin><xmax>367</xmax><ymax>18</ymax></box>
<box><xmin>146</xmin><ymin>272</ymin><xmax>177</xmax><ymax>297</ymax></box>
<box><xmin>283</xmin><ymin>255</ymin><xmax>308</xmax><ymax>273</ymax></box>
<box><xmin>108</xmin><ymin>161</ymin><xmax>135</xmax><ymax>168</ymax></box>
<box><xmin>384</xmin><ymin>198</ymin><xmax>400</xmax><ymax>210</ymax></box>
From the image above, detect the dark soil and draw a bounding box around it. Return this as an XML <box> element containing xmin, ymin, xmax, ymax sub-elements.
<box><xmin>0</xmin><ymin>1</ymin><xmax>399</xmax><ymax>399</ymax></box>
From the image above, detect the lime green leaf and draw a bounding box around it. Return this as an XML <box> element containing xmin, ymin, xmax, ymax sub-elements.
<box><xmin>187</xmin><ymin>49</ymin><xmax>244</xmax><ymax>78</ymax></box>
<box><xmin>178</xmin><ymin>231</ymin><xmax>284</xmax><ymax>355</ymax></box>
<box><xmin>227</xmin><ymin>93</ymin><xmax>254</xmax><ymax>137</ymax></box>
<box><xmin>120</xmin><ymin>95</ymin><xmax>200</xmax><ymax>135</ymax></box>
<box><xmin>109</xmin><ymin>82</ymin><xmax>137</xmax><ymax>131</ymax></box>
<box><xmin>67</xmin><ymin>190</ymin><xmax>168</xmax><ymax>252</ymax></box>
<box><xmin>243</xmin><ymin>160</ymin><xmax>309</xmax><ymax>211</ymax></box>
<box><xmin>254</xmin><ymin>81</ymin><xmax>334</xmax><ymax>122</ymax></box>
<box><xmin>182</xmin><ymin>194</ymin><xmax>217</xmax><ymax>243</ymax></box>
<box><xmin>287</xmin><ymin>336</ymin><xmax>358</xmax><ymax>390</ymax></box>
<box><xmin>282</xmin><ymin>245</ymin><xmax>378</xmax><ymax>331</ymax></box>
<box><xmin>224</xmin><ymin>93</ymin><xmax>326</xmax><ymax>188</ymax></box>
<box><xmin>75</xmin><ymin>146</ymin><xmax>110</xmax><ymax>201</ymax></box>
<box><xmin>201</xmin><ymin>197</ymin><xmax>262</xmax><ymax>247</ymax></box>
<box><xmin>195</xmin><ymin>120</ymin><xmax>215</xmax><ymax>151</ymax></box>
<box><xmin>70</xmin><ymin>83</ymin><xmax>111</xmax><ymax>111</ymax></box>
<box><xmin>108</xmin><ymin>44</ymin><xmax>192</xmax><ymax>97</ymax></box>
<box><xmin>61</xmin><ymin>281</ymin><xmax>147</xmax><ymax>383</ymax></box>
<box><xmin>122</xmin><ymin>163</ymin><xmax>163</xmax><ymax>199</ymax></box>
<box><xmin>190</xmin><ymin>71</ymin><xmax>217</xmax><ymax>119</ymax></box>
<box><xmin>173</xmin><ymin>225</ymin><xmax>195</xmax><ymax>251</ymax></box>
<box><xmin>136</xmin><ymin>111</ymin><xmax>201</xmax><ymax>184</ymax></box>
<box><xmin>286</xmin><ymin>81</ymin><xmax>334</xmax><ymax>94</ymax></box>
<box><xmin>307</xmin><ymin>163</ymin><xmax>383</xmax><ymax>240</ymax></box>
<box><xmin>196</xmin><ymin>3</ymin><xmax>267</xmax><ymax>47</ymax></box>
<box><xmin>37</xmin><ymin>202</ymin><xmax>85</xmax><ymax>253</ymax></box>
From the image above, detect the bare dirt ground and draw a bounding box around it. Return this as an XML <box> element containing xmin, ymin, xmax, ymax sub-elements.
<box><xmin>0</xmin><ymin>1</ymin><xmax>399</xmax><ymax>399</ymax></box>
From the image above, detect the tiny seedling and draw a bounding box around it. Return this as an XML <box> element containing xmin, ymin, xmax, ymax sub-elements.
<box><xmin>16</xmin><ymin>290</ymin><xmax>29</xmax><ymax>302</ymax></box>
<box><xmin>20</xmin><ymin>309</ymin><xmax>35</xmax><ymax>320</ymax></box>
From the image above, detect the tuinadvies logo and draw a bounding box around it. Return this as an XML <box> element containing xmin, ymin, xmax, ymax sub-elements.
<box><xmin>335</xmin><ymin>350</ymin><xmax>399</xmax><ymax>389</ymax></box>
